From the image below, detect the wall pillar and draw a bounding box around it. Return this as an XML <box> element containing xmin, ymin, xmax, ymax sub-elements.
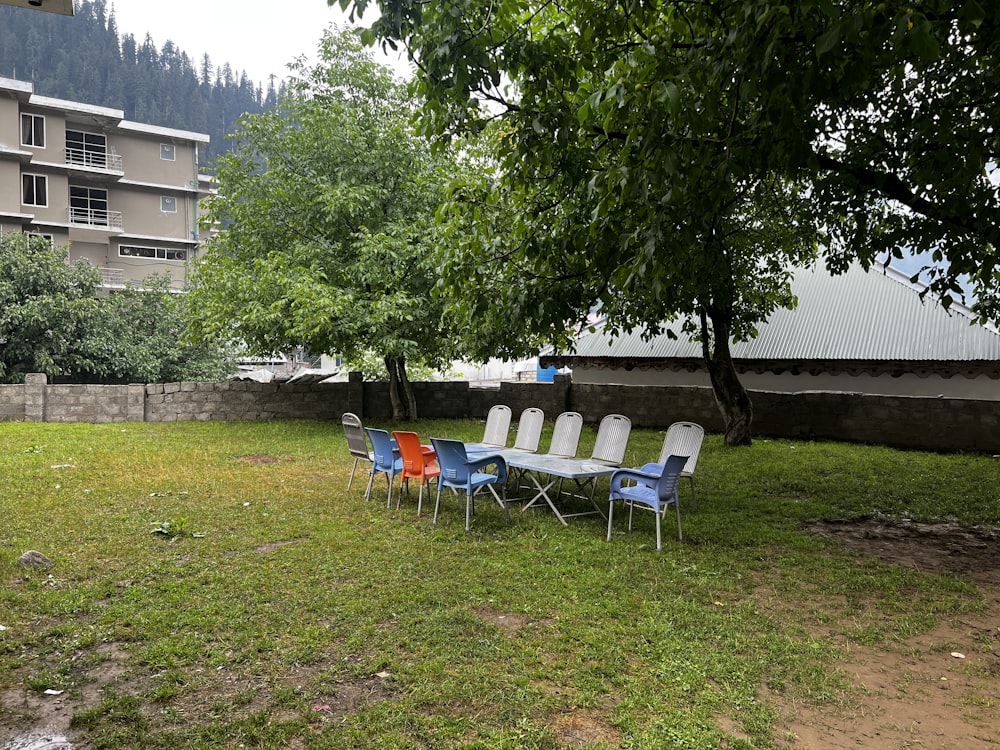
<box><xmin>127</xmin><ymin>384</ymin><xmax>146</xmax><ymax>422</ymax></box>
<box><xmin>347</xmin><ymin>371</ymin><xmax>364</xmax><ymax>418</ymax></box>
<box><xmin>553</xmin><ymin>373</ymin><xmax>572</xmax><ymax>415</ymax></box>
<box><xmin>23</xmin><ymin>372</ymin><xmax>46</xmax><ymax>422</ymax></box>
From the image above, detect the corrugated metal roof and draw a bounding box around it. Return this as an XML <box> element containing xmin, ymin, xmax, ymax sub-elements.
<box><xmin>564</xmin><ymin>264</ymin><xmax>1000</xmax><ymax>363</ymax></box>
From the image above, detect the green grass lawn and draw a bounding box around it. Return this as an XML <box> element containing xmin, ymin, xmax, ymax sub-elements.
<box><xmin>0</xmin><ymin>419</ymin><xmax>997</xmax><ymax>749</ymax></box>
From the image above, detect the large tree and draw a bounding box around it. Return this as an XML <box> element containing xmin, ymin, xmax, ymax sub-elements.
<box><xmin>189</xmin><ymin>29</ymin><xmax>460</xmax><ymax>419</ymax></box>
<box><xmin>342</xmin><ymin>0</ymin><xmax>825</xmax><ymax>444</ymax></box>
<box><xmin>0</xmin><ymin>234</ymin><xmax>232</xmax><ymax>383</ymax></box>
<box><xmin>340</xmin><ymin>0</ymin><xmax>999</xmax><ymax>443</ymax></box>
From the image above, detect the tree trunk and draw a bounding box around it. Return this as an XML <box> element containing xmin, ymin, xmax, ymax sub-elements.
<box><xmin>384</xmin><ymin>355</ymin><xmax>406</xmax><ymax>420</ymax></box>
<box><xmin>398</xmin><ymin>357</ymin><xmax>418</xmax><ymax>420</ymax></box>
<box><xmin>700</xmin><ymin>307</ymin><xmax>753</xmax><ymax>446</ymax></box>
<box><xmin>384</xmin><ymin>355</ymin><xmax>417</xmax><ymax>420</ymax></box>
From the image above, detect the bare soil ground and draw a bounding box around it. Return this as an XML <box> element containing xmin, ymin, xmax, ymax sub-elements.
<box><xmin>763</xmin><ymin>520</ymin><xmax>1000</xmax><ymax>750</ymax></box>
<box><xmin>2</xmin><ymin>520</ymin><xmax>997</xmax><ymax>749</ymax></box>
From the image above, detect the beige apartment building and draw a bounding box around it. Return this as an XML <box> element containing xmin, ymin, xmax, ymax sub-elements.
<box><xmin>0</xmin><ymin>76</ymin><xmax>210</xmax><ymax>291</ymax></box>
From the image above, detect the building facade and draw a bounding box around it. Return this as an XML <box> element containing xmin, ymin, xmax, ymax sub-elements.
<box><xmin>0</xmin><ymin>76</ymin><xmax>210</xmax><ymax>291</ymax></box>
<box><xmin>542</xmin><ymin>264</ymin><xmax>1000</xmax><ymax>400</ymax></box>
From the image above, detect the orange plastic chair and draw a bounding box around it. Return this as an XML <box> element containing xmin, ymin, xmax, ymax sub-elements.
<box><xmin>391</xmin><ymin>430</ymin><xmax>441</xmax><ymax>515</ymax></box>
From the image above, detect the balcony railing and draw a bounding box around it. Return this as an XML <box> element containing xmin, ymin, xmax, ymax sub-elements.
<box><xmin>98</xmin><ymin>267</ymin><xmax>125</xmax><ymax>288</ymax></box>
<box><xmin>65</xmin><ymin>147</ymin><xmax>123</xmax><ymax>172</ymax></box>
<box><xmin>68</xmin><ymin>207</ymin><xmax>124</xmax><ymax>232</ymax></box>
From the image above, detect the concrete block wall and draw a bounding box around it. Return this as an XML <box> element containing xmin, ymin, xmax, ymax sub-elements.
<box><xmin>42</xmin><ymin>383</ymin><xmax>144</xmax><ymax>423</ymax></box>
<box><xmin>145</xmin><ymin>380</ymin><xmax>351</xmax><ymax>422</ymax></box>
<box><xmin>2</xmin><ymin>373</ymin><xmax>999</xmax><ymax>453</ymax></box>
<box><xmin>0</xmin><ymin>383</ymin><xmax>25</xmax><ymax>421</ymax></box>
<box><xmin>567</xmin><ymin>382</ymin><xmax>722</xmax><ymax>429</ymax></box>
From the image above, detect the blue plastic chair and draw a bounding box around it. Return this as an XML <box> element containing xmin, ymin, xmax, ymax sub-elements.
<box><xmin>365</xmin><ymin>428</ymin><xmax>402</xmax><ymax>508</ymax></box>
<box><xmin>607</xmin><ymin>454</ymin><xmax>689</xmax><ymax>551</ymax></box>
<box><xmin>430</xmin><ymin>438</ymin><xmax>509</xmax><ymax>532</ymax></box>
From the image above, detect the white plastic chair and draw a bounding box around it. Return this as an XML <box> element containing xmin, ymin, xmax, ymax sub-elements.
<box><xmin>589</xmin><ymin>413</ymin><xmax>632</xmax><ymax>466</ymax></box>
<box><xmin>545</xmin><ymin>411</ymin><xmax>583</xmax><ymax>458</ymax></box>
<box><xmin>560</xmin><ymin>413</ymin><xmax>631</xmax><ymax>505</ymax></box>
<box><xmin>480</xmin><ymin>404</ymin><xmax>512</xmax><ymax>448</ymax></box>
<box><xmin>656</xmin><ymin>422</ymin><xmax>704</xmax><ymax>510</ymax></box>
<box><xmin>510</xmin><ymin>407</ymin><xmax>545</xmax><ymax>452</ymax></box>
<box><xmin>506</xmin><ymin>407</ymin><xmax>545</xmax><ymax>492</ymax></box>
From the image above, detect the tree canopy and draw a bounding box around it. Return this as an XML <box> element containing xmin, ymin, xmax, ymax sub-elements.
<box><xmin>0</xmin><ymin>234</ymin><xmax>233</xmax><ymax>384</ymax></box>
<box><xmin>340</xmin><ymin>0</ymin><xmax>1000</xmax><ymax>442</ymax></box>
<box><xmin>188</xmin><ymin>29</ymin><xmax>462</xmax><ymax>418</ymax></box>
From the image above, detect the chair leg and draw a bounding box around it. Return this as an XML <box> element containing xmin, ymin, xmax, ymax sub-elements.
<box><xmin>688</xmin><ymin>476</ymin><xmax>697</xmax><ymax>512</ymax></box>
<box><xmin>386</xmin><ymin>473</ymin><xmax>394</xmax><ymax>510</ymax></box>
<box><xmin>655</xmin><ymin>511</ymin><xmax>662</xmax><ymax>552</ymax></box>
<box><xmin>488</xmin><ymin>484</ymin><xmax>509</xmax><ymax>524</ymax></box>
<box><xmin>465</xmin><ymin>492</ymin><xmax>472</xmax><ymax>532</ymax></box>
<box><xmin>606</xmin><ymin>500</ymin><xmax>615</xmax><ymax>542</ymax></box>
<box><xmin>675</xmin><ymin>499</ymin><xmax>683</xmax><ymax>541</ymax></box>
<box><xmin>347</xmin><ymin>457</ymin><xmax>360</xmax><ymax>492</ymax></box>
<box><xmin>433</xmin><ymin>483</ymin><xmax>443</xmax><ymax>525</ymax></box>
<box><xmin>364</xmin><ymin>469</ymin><xmax>376</xmax><ymax>503</ymax></box>
<box><xmin>396</xmin><ymin>478</ymin><xmax>406</xmax><ymax>510</ymax></box>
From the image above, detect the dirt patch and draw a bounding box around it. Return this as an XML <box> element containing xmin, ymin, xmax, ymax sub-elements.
<box><xmin>253</xmin><ymin>539</ymin><xmax>305</xmax><ymax>554</ymax></box>
<box><xmin>759</xmin><ymin>520</ymin><xmax>1000</xmax><ymax>749</ymax></box>
<box><xmin>807</xmin><ymin>518</ymin><xmax>1000</xmax><ymax>584</ymax></box>
<box><xmin>550</xmin><ymin>710</ymin><xmax>622</xmax><ymax>747</ymax></box>
<box><xmin>1</xmin><ymin>642</ymin><xmax>131</xmax><ymax>749</ymax></box>
<box><xmin>473</xmin><ymin>606</ymin><xmax>532</xmax><ymax>634</ymax></box>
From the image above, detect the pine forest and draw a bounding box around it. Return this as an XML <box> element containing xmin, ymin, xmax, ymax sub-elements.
<box><xmin>0</xmin><ymin>0</ymin><xmax>281</xmax><ymax>165</ymax></box>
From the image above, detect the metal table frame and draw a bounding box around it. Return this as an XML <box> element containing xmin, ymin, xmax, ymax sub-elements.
<box><xmin>501</xmin><ymin>452</ymin><xmax>617</xmax><ymax>526</ymax></box>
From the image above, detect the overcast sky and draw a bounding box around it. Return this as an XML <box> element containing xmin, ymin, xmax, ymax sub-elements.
<box><xmin>109</xmin><ymin>0</ymin><xmax>410</xmax><ymax>86</ymax></box>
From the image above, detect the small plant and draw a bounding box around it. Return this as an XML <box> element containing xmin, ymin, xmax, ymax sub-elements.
<box><xmin>24</xmin><ymin>444</ymin><xmax>45</xmax><ymax>454</ymax></box>
<box><xmin>150</xmin><ymin>517</ymin><xmax>202</xmax><ymax>539</ymax></box>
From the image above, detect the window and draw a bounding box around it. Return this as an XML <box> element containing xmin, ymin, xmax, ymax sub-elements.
<box><xmin>160</xmin><ymin>196</ymin><xmax>177</xmax><ymax>213</ymax></box>
<box><xmin>22</xmin><ymin>174</ymin><xmax>48</xmax><ymax>206</ymax></box>
<box><xmin>25</xmin><ymin>232</ymin><xmax>53</xmax><ymax>247</ymax></box>
<box><xmin>66</xmin><ymin>130</ymin><xmax>108</xmax><ymax>169</ymax></box>
<box><xmin>119</xmin><ymin>245</ymin><xmax>187</xmax><ymax>262</ymax></box>
<box><xmin>69</xmin><ymin>185</ymin><xmax>109</xmax><ymax>226</ymax></box>
<box><xmin>160</xmin><ymin>143</ymin><xmax>175</xmax><ymax>161</ymax></box>
<box><xmin>21</xmin><ymin>114</ymin><xmax>45</xmax><ymax>148</ymax></box>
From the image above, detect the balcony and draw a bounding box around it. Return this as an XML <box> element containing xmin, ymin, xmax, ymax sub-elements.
<box><xmin>98</xmin><ymin>267</ymin><xmax>125</xmax><ymax>288</ymax></box>
<box><xmin>68</xmin><ymin>207</ymin><xmax>123</xmax><ymax>232</ymax></box>
<box><xmin>65</xmin><ymin>146</ymin><xmax>123</xmax><ymax>174</ymax></box>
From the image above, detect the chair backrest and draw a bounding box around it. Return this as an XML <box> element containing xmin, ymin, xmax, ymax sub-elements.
<box><xmin>482</xmin><ymin>404</ymin><xmax>512</xmax><ymax>447</ymax></box>
<box><xmin>547</xmin><ymin>411</ymin><xmax>583</xmax><ymax>458</ymax></box>
<box><xmin>512</xmin><ymin>407</ymin><xmax>545</xmax><ymax>452</ymax></box>
<box><xmin>656</xmin><ymin>454</ymin><xmax>690</xmax><ymax>500</ymax></box>
<box><xmin>366</xmin><ymin>428</ymin><xmax>397</xmax><ymax>471</ymax></box>
<box><xmin>342</xmin><ymin>413</ymin><xmax>370</xmax><ymax>460</ymax></box>
<box><xmin>392</xmin><ymin>430</ymin><xmax>431</xmax><ymax>476</ymax></box>
<box><xmin>430</xmin><ymin>438</ymin><xmax>471</xmax><ymax>485</ymax></box>
<box><xmin>657</xmin><ymin>422</ymin><xmax>704</xmax><ymax>476</ymax></box>
<box><xmin>591</xmin><ymin>413</ymin><xmax>632</xmax><ymax>466</ymax></box>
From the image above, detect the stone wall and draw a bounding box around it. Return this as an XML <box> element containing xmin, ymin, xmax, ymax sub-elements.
<box><xmin>0</xmin><ymin>383</ymin><xmax>25</xmax><ymax>421</ymax></box>
<box><xmin>145</xmin><ymin>380</ymin><xmax>350</xmax><ymax>422</ymax></box>
<box><xmin>2</xmin><ymin>373</ymin><xmax>998</xmax><ymax>453</ymax></box>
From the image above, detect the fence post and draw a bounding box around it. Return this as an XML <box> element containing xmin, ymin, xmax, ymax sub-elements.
<box><xmin>347</xmin><ymin>371</ymin><xmax>364</xmax><ymax>418</ymax></box>
<box><xmin>127</xmin><ymin>384</ymin><xmax>146</xmax><ymax>422</ymax></box>
<box><xmin>24</xmin><ymin>373</ymin><xmax>47</xmax><ymax>422</ymax></box>
<box><xmin>553</xmin><ymin>372</ymin><xmax>572</xmax><ymax>415</ymax></box>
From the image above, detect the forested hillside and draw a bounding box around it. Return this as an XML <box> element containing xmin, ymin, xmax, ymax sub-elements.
<box><xmin>0</xmin><ymin>0</ymin><xmax>279</xmax><ymax>164</ymax></box>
